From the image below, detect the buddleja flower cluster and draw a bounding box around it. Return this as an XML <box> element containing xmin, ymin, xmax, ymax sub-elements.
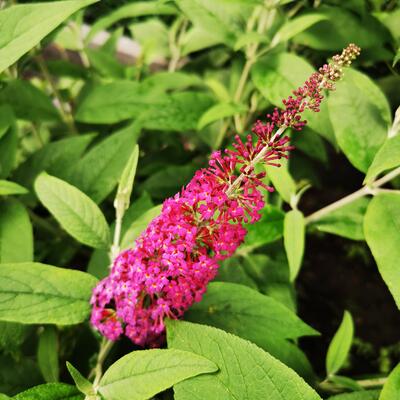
<box><xmin>91</xmin><ymin>44</ymin><xmax>361</xmax><ymax>346</ymax></box>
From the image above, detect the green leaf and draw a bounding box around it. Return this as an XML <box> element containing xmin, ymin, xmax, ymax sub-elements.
<box><xmin>86</xmin><ymin>48</ymin><xmax>126</xmax><ymax>79</ymax></box>
<box><xmin>121</xmin><ymin>205</ymin><xmax>162</xmax><ymax>249</ymax></box>
<box><xmin>14</xmin><ymin>134</ymin><xmax>95</xmax><ymax>188</ymax></box>
<box><xmin>329</xmin><ymin>375</ymin><xmax>363</xmax><ymax>391</ymax></box>
<box><xmin>291</xmin><ymin>127</ymin><xmax>328</xmax><ymax>164</ymax></box>
<box><xmin>0</xmin><ymin>262</ymin><xmax>97</xmax><ymax>325</ymax></box>
<box><xmin>0</xmin><ymin>199</ymin><xmax>33</xmax><ymax>263</ymax></box>
<box><xmin>266</xmin><ymin>158</ymin><xmax>296</xmax><ymax>203</ymax></box>
<box><xmin>0</xmin><ymin>0</ymin><xmax>99</xmax><ymax>73</ymax></box>
<box><xmin>309</xmin><ymin>197</ymin><xmax>370</xmax><ymax>241</ymax></box>
<box><xmin>0</xmin><ymin>180</ymin><xmax>28</xmax><ymax>196</ymax></box>
<box><xmin>284</xmin><ymin>209</ymin><xmax>305</xmax><ymax>281</ymax></box>
<box><xmin>38</xmin><ymin>326</ymin><xmax>59</xmax><ymax>383</ymax></box>
<box><xmin>241</xmin><ymin>205</ymin><xmax>284</xmax><ymax>251</ymax></box>
<box><xmin>234</xmin><ymin>32</ymin><xmax>270</xmax><ymax>51</ymax></box>
<box><xmin>141</xmin><ymin>164</ymin><xmax>197</xmax><ymax>199</ymax></box>
<box><xmin>86</xmin><ymin>1</ymin><xmax>176</xmax><ymax>43</ymax></box>
<box><xmin>0</xmin><ymin>321</ymin><xmax>29</xmax><ymax>352</ymax></box>
<box><xmin>379</xmin><ymin>363</ymin><xmax>400</xmax><ymax>400</ymax></box>
<box><xmin>197</xmin><ymin>102</ymin><xmax>247</xmax><ymax>130</ymax></box>
<box><xmin>130</xmin><ymin>19</ymin><xmax>169</xmax><ymax>65</ymax></box>
<box><xmin>272</xmin><ymin>14</ymin><xmax>328</xmax><ymax>45</ymax></box>
<box><xmin>67</xmin><ymin>124</ymin><xmax>140</xmax><ymax>204</ymax></box>
<box><xmin>75</xmin><ymin>81</ymin><xmax>161</xmax><ymax>124</ymax></box>
<box><xmin>0</xmin><ymin>111</ymin><xmax>17</xmax><ymax>179</ymax></box>
<box><xmin>242</xmin><ymin>253</ymin><xmax>296</xmax><ymax>311</ymax></box>
<box><xmin>138</xmin><ymin>92</ymin><xmax>214</xmax><ymax>132</ymax></box>
<box><xmin>326</xmin><ymin>311</ymin><xmax>354</xmax><ymax>376</ymax></box>
<box><xmin>35</xmin><ymin>173</ymin><xmax>111</xmax><ymax>249</ymax></box>
<box><xmin>393</xmin><ymin>47</ymin><xmax>400</xmax><ymax>67</ymax></box>
<box><xmin>98</xmin><ymin>349</ymin><xmax>218</xmax><ymax>400</ymax></box>
<box><xmin>0</xmin><ymin>105</ymin><xmax>13</xmax><ymax>141</ymax></box>
<box><xmin>13</xmin><ymin>383</ymin><xmax>83</xmax><ymax>400</ymax></box>
<box><xmin>328</xmin><ymin>390</ymin><xmax>381</xmax><ymax>400</ymax></box>
<box><xmin>185</xmin><ymin>282</ymin><xmax>317</xmax><ymax>342</ymax></box>
<box><xmin>328</xmin><ymin>69</ymin><xmax>391</xmax><ymax>172</ymax></box>
<box><xmin>293</xmin><ymin>6</ymin><xmax>389</xmax><ymax>51</ymax></box>
<box><xmin>0</xmin><ymin>394</ymin><xmax>9</xmax><ymax>399</ymax></box>
<box><xmin>0</xmin><ymin>354</ymin><xmax>41</xmax><ymax>395</ymax></box>
<box><xmin>0</xmin><ymin>80</ymin><xmax>59</xmax><ymax>122</ymax></box>
<box><xmin>175</xmin><ymin>0</ymin><xmax>238</xmax><ymax>47</ymax></box>
<box><xmin>365</xmin><ymin>135</ymin><xmax>400</xmax><ymax>184</ymax></box>
<box><xmin>364</xmin><ymin>192</ymin><xmax>400</xmax><ymax>308</ymax></box>
<box><xmin>167</xmin><ymin>320</ymin><xmax>322</xmax><ymax>400</ymax></box>
<box><xmin>141</xmin><ymin>72</ymin><xmax>204</xmax><ymax>93</ymax></box>
<box><xmin>252</xmin><ymin>52</ymin><xmax>335</xmax><ymax>144</ymax></box>
<box><xmin>66</xmin><ymin>362</ymin><xmax>95</xmax><ymax>397</ymax></box>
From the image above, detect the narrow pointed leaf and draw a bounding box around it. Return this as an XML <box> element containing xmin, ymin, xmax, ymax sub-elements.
<box><xmin>284</xmin><ymin>209</ymin><xmax>305</xmax><ymax>281</ymax></box>
<box><xmin>326</xmin><ymin>311</ymin><xmax>354</xmax><ymax>376</ymax></box>
<box><xmin>35</xmin><ymin>173</ymin><xmax>110</xmax><ymax>249</ymax></box>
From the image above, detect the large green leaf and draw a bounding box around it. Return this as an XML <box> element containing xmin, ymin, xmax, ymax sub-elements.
<box><xmin>0</xmin><ymin>262</ymin><xmax>97</xmax><ymax>325</ymax></box>
<box><xmin>0</xmin><ymin>0</ymin><xmax>98</xmax><ymax>73</ymax></box>
<box><xmin>284</xmin><ymin>209</ymin><xmax>305</xmax><ymax>281</ymax></box>
<box><xmin>175</xmin><ymin>0</ymin><xmax>239</xmax><ymax>47</ymax></box>
<box><xmin>272</xmin><ymin>14</ymin><xmax>328</xmax><ymax>45</ymax></box>
<box><xmin>328</xmin><ymin>69</ymin><xmax>391</xmax><ymax>172</ymax></box>
<box><xmin>67</xmin><ymin>124</ymin><xmax>140</xmax><ymax>203</ymax></box>
<box><xmin>35</xmin><ymin>173</ymin><xmax>110</xmax><ymax>249</ymax></box>
<box><xmin>14</xmin><ymin>134</ymin><xmax>95</xmax><ymax>188</ymax></box>
<box><xmin>0</xmin><ymin>109</ymin><xmax>17</xmax><ymax>179</ymax></box>
<box><xmin>86</xmin><ymin>1</ymin><xmax>176</xmax><ymax>43</ymax></box>
<box><xmin>185</xmin><ymin>282</ymin><xmax>317</xmax><ymax>342</ymax></box>
<box><xmin>326</xmin><ymin>311</ymin><xmax>354</xmax><ymax>376</ymax></box>
<box><xmin>293</xmin><ymin>6</ymin><xmax>389</xmax><ymax>50</ymax></box>
<box><xmin>380</xmin><ymin>363</ymin><xmax>400</xmax><ymax>400</ymax></box>
<box><xmin>241</xmin><ymin>205</ymin><xmax>284</xmax><ymax>251</ymax></box>
<box><xmin>0</xmin><ymin>80</ymin><xmax>59</xmax><ymax>122</ymax></box>
<box><xmin>251</xmin><ymin>52</ymin><xmax>335</xmax><ymax>144</ymax></box>
<box><xmin>13</xmin><ymin>383</ymin><xmax>83</xmax><ymax>400</ymax></box>
<box><xmin>197</xmin><ymin>102</ymin><xmax>247</xmax><ymax>130</ymax></box>
<box><xmin>0</xmin><ymin>354</ymin><xmax>41</xmax><ymax>395</ymax></box>
<box><xmin>75</xmin><ymin>81</ymin><xmax>162</xmax><ymax>124</ymax></box>
<box><xmin>0</xmin><ymin>200</ymin><xmax>33</xmax><ymax>263</ymax></box>
<box><xmin>98</xmin><ymin>349</ymin><xmax>218</xmax><ymax>400</ymax></box>
<box><xmin>167</xmin><ymin>320</ymin><xmax>322</xmax><ymax>400</ymax></box>
<box><xmin>0</xmin><ymin>321</ymin><xmax>30</xmax><ymax>352</ymax></box>
<box><xmin>365</xmin><ymin>135</ymin><xmax>400</xmax><ymax>184</ymax></box>
<box><xmin>309</xmin><ymin>197</ymin><xmax>370</xmax><ymax>241</ymax></box>
<box><xmin>37</xmin><ymin>326</ymin><xmax>59</xmax><ymax>383</ymax></box>
<box><xmin>141</xmin><ymin>165</ymin><xmax>197</xmax><ymax>199</ymax></box>
<box><xmin>364</xmin><ymin>193</ymin><xmax>400</xmax><ymax>308</ymax></box>
<box><xmin>137</xmin><ymin>92</ymin><xmax>214</xmax><ymax>132</ymax></box>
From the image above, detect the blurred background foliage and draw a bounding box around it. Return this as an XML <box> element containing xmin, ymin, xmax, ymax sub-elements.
<box><xmin>1</xmin><ymin>0</ymin><xmax>400</xmax><ymax>398</ymax></box>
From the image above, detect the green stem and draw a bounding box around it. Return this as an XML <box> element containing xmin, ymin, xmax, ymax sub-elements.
<box><xmin>168</xmin><ymin>17</ymin><xmax>187</xmax><ymax>72</ymax></box>
<box><xmin>305</xmin><ymin>166</ymin><xmax>400</xmax><ymax>224</ymax></box>
<box><xmin>35</xmin><ymin>53</ymin><xmax>77</xmax><ymax>135</ymax></box>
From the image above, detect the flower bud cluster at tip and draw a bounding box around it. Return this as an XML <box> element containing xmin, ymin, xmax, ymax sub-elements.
<box><xmin>90</xmin><ymin>44</ymin><xmax>361</xmax><ymax>346</ymax></box>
